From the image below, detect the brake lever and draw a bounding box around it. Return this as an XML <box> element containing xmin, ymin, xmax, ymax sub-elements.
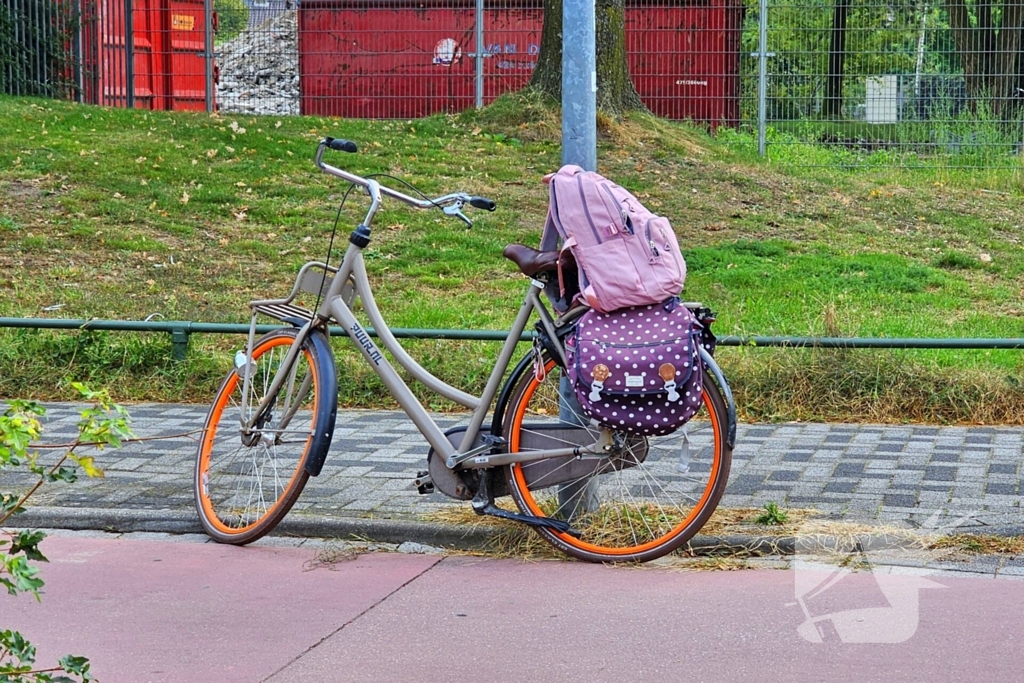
<box><xmin>442</xmin><ymin>200</ymin><xmax>473</xmax><ymax>228</ymax></box>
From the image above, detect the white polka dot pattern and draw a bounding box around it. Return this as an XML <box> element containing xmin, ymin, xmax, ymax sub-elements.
<box><xmin>566</xmin><ymin>301</ymin><xmax>705</xmax><ymax>436</ymax></box>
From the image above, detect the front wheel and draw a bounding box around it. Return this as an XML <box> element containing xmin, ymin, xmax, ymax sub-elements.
<box><xmin>194</xmin><ymin>327</ymin><xmax>337</xmax><ymax>544</ymax></box>
<box><xmin>501</xmin><ymin>356</ymin><xmax>732</xmax><ymax>563</ymax></box>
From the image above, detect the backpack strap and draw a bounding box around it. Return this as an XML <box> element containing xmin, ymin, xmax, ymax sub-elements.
<box><xmin>541</xmin><ymin>164</ymin><xmax>588</xmax><ymax>298</ymax></box>
<box><xmin>540</xmin><ymin>205</ymin><xmax>560</xmax><ymax>252</ymax></box>
<box><xmin>539</xmin><ymin>164</ymin><xmax>584</xmax><ymax>252</ymax></box>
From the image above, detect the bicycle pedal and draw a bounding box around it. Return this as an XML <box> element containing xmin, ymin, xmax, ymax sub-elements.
<box><xmin>414</xmin><ymin>471</ymin><xmax>435</xmax><ymax>495</ymax></box>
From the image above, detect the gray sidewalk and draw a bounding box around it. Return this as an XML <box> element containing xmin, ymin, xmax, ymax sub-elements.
<box><xmin>12</xmin><ymin>402</ymin><xmax>1024</xmax><ymax>536</ymax></box>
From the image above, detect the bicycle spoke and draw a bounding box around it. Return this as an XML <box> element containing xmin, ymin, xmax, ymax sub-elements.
<box><xmin>196</xmin><ymin>329</ymin><xmax>325</xmax><ymax>542</ymax></box>
<box><xmin>506</xmin><ymin>357</ymin><xmax>731</xmax><ymax>561</ymax></box>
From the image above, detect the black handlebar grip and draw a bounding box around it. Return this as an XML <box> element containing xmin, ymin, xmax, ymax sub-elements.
<box><xmin>469</xmin><ymin>196</ymin><xmax>496</xmax><ymax>211</ymax></box>
<box><xmin>325</xmin><ymin>137</ymin><xmax>358</xmax><ymax>153</ymax></box>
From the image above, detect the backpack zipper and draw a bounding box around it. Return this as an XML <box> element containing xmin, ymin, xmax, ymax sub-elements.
<box><xmin>586</xmin><ymin>336</ymin><xmax>688</xmax><ymax>350</ymax></box>
<box><xmin>600</xmin><ymin>184</ymin><xmax>633</xmax><ymax>235</ymax></box>
<box><xmin>644</xmin><ymin>219</ymin><xmax>661</xmax><ymax>261</ymax></box>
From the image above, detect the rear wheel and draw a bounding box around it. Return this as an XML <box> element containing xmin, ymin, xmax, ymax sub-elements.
<box><xmin>502</xmin><ymin>357</ymin><xmax>732</xmax><ymax>563</ymax></box>
<box><xmin>194</xmin><ymin>328</ymin><xmax>335</xmax><ymax>544</ymax></box>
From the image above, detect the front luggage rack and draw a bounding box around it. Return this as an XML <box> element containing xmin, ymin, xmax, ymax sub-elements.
<box><xmin>252</xmin><ymin>302</ymin><xmax>315</xmax><ymax>325</ymax></box>
<box><xmin>247</xmin><ymin>261</ymin><xmax>351</xmax><ymax>325</ymax></box>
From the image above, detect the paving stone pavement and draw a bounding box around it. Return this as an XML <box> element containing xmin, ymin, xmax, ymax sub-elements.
<box><xmin>14</xmin><ymin>403</ymin><xmax>1024</xmax><ymax>533</ymax></box>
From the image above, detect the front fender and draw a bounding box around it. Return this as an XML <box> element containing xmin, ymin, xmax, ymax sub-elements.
<box><xmin>303</xmin><ymin>328</ymin><xmax>338</xmax><ymax>476</ymax></box>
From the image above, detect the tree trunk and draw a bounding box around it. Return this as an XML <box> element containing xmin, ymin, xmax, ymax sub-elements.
<box><xmin>1017</xmin><ymin>26</ymin><xmax>1024</xmax><ymax>106</ymax></box>
<box><xmin>992</xmin><ymin>0</ymin><xmax>1024</xmax><ymax>119</ymax></box>
<box><xmin>529</xmin><ymin>0</ymin><xmax>644</xmax><ymax>118</ymax></box>
<box><xmin>946</xmin><ymin>0</ymin><xmax>1024</xmax><ymax>119</ymax></box>
<box><xmin>824</xmin><ymin>0</ymin><xmax>850</xmax><ymax>118</ymax></box>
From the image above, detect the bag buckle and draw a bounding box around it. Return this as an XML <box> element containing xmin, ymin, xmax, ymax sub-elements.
<box><xmin>532</xmin><ymin>338</ymin><xmax>547</xmax><ymax>382</ymax></box>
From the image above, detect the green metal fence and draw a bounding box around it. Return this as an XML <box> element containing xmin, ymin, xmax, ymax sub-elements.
<box><xmin>3</xmin><ymin>317</ymin><xmax>1023</xmax><ymax>363</ymax></box>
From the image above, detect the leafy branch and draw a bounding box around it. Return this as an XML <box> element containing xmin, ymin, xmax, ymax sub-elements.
<box><xmin>1</xmin><ymin>384</ymin><xmax>133</xmax><ymax>683</ymax></box>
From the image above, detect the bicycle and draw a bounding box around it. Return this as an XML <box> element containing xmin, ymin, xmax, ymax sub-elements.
<box><xmin>193</xmin><ymin>138</ymin><xmax>737</xmax><ymax>563</ymax></box>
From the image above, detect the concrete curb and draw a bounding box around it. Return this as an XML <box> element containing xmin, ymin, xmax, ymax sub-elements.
<box><xmin>14</xmin><ymin>507</ymin><xmax>780</xmax><ymax>553</ymax></box>
<box><xmin>16</xmin><ymin>506</ymin><xmax>1016</xmax><ymax>557</ymax></box>
<box><xmin>13</xmin><ymin>508</ymin><xmax>205</xmax><ymax>535</ymax></box>
<box><xmin>9</xmin><ymin>507</ymin><xmax>494</xmax><ymax>549</ymax></box>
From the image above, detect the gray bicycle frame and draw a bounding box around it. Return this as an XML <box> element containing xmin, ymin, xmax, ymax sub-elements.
<box><xmin>239</xmin><ymin>143</ymin><xmax>608</xmax><ymax>473</ymax></box>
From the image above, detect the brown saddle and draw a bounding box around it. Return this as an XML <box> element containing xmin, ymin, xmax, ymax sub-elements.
<box><xmin>502</xmin><ymin>243</ymin><xmax>576</xmax><ymax>278</ymax></box>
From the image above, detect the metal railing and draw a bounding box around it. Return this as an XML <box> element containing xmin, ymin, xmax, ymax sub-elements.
<box><xmin>3</xmin><ymin>317</ymin><xmax>1023</xmax><ymax>363</ymax></box>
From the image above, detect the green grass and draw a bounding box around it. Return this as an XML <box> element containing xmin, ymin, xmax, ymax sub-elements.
<box><xmin>1</xmin><ymin>92</ymin><xmax>1024</xmax><ymax>423</ymax></box>
<box><xmin>755</xmin><ymin>116</ymin><xmax>1024</xmax><ymax>173</ymax></box>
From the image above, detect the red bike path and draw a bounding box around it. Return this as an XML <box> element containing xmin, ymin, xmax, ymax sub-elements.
<box><xmin>8</xmin><ymin>533</ymin><xmax>1023</xmax><ymax>682</ymax></box>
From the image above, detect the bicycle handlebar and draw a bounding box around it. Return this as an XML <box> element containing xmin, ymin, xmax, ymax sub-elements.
<box><xmin>325</xmin><ymin>137</ymin><xmax>358</xmax><ymax>153</ymax></box>
<box><xmin>314</xmin><ymin>139</ymin><xmax>497</xmax><ymax>227</ymax></box>
<box><xmin>469</xmin><ymin>196</ymin><xmax>496</xmax><ymax>211</ymax></box>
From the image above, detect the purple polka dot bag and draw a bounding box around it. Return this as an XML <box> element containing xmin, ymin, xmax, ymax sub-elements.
<box><xmin>566</xmin><ymin>300</ymin><xmax>704</xmax><ymax>436</ymax></box>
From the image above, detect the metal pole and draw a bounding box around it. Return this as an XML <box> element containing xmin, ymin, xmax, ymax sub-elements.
<box><xmin>93</xmin><ymin>0</ymin><xmax>102</xmax><ymax>105</ymax></box>
<box><xmin>124</xmin><ymin>0</ymin><xmax>134</xmax><ymax>108</ymax></box>
<box><xmin>73</xmin><ymin>0</ymin><xmax>84</xmax><ymax>102</ymax></box>
<box><xmin>561</xmin><ymin>0</ymin><xmax>597</xmax><ymax>170</ymax></box>
<box><xmin>40</xmin><ymin>0</ymin><xmax>46</xmax><ymax>93</ymax></box>
<box><xmin>204</xmin><ymin>0</ymin><xmax>213</xmax><ymax>112</ymax></box>
<box><xmin>14</xmin><ymin>0</ymin><xmax>22</xmax><ymax>95</ymax></box>
<box><xmin>756</xmin><ymin>0</ymin><xmax>768</xmax><ymax>157</ymax></box>
<box><xmin>1</xmin><ymin>0</ymin><xmax>6</xmax><ymax>94</ymax></box>
<box><xmin>31</xmin><ymin>0</ymin><xmax>38</xmax><ymax>94</ymax></box>
<box><xmin>474</xmin><ymin>0</ymin><xmax>484</xmax><ymax>109</ymax></box>
<box><xmin>559</xmin><ymin>0</ymin><xmax>598</xmax><ymax>507</ymax></box>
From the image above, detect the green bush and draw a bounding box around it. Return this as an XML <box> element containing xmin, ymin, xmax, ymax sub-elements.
<box><xmin>1</xmin><ymin>388</ymin><xmax>131</xmax><ymax>682</ymax></box>
<box><xmin>215</xmin><ymin>0</ymin><xmax>250</xmax><ymax>44</ymax></box>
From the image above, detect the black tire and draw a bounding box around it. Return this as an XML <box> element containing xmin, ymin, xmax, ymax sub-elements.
<box><xmin>500</xmin><ymin>355</ymin><xmax>732</xmax><ymax>563</ymax></box>
<box><xmin>194</xmin><ymin>327</ymin><xmax>336</xmax><ymax>544</ymax></box>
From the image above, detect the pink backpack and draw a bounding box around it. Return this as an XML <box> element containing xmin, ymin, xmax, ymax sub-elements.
<box><xmin>541</xmin><ymin>165</ymin><xmax>687</xmax><ymax>314</ymax></box>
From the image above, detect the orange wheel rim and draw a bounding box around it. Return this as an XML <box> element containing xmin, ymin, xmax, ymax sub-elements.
<box><xmin>510</xmin><ymin>362</ymin><xmax>722</xmax><ymax>556</ymax></box>
<box><xmin>198</xmin><ymin>336</ymin><xmax>315</xmax><ymax>535</ymax></box>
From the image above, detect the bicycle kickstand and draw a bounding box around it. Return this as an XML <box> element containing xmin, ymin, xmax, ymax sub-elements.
<box><xmin>471</xmin><ymin>470</ymin><xmax>582</xmax><ymax>538</ymax></box>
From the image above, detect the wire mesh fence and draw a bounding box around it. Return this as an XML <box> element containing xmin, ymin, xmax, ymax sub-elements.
<box><xmin>744</xmin><ymin>0</ymin><xmax>1024</xmax><ymax>168</ymax></box>
<box><xmin>1</xmin><ymin>0</ymin><xmax>81</xmax><ymax>99</ymax></box>
<box><xmin>1</xmin><ymin>0</ymin><xmax>212</xmax><ymax>109</ymax></box>
<box><xmin>3</xmin><ymin>0</ymin><xmax>1023</xmax><ymax>169</ymax></box>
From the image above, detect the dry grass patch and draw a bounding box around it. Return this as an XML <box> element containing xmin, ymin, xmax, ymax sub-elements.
<box><xmin>424</xmin><ymin>504</ymin><xmax>831</xmax><ymax>562</ymax></box>
<box><xmin>724</xmin><ymin>345</ymin><xmax>1024</xmax><ymax>425</ymax></box>
<box><xmin>929</xmin><ymin>533</ymin><xmax>1024</xmax><ymax>555</ymax></box>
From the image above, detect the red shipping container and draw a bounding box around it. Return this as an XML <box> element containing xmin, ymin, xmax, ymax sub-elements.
<box><xmin>626</xmin><ymin>0</ymin><xmax>744</xmax><ymax>128</ymax></box>
<box><xmin>165</xmin><ymin>0</ymin><xmax>211</xmax><ymax>110</ymax></box>
<box><xmin>299</xmin><ymin>0</ymin><xmax>541</xmax><ymax>119</ymax></box>
<box><xmin>298</xmin><ymin>0</ymin><xmax>742</xmax><ymax>127</ymax></box>
<box><xmin>81</xmin><ymin>0</ymin><xmax>211</xmax><ymax>111</ymax></box>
